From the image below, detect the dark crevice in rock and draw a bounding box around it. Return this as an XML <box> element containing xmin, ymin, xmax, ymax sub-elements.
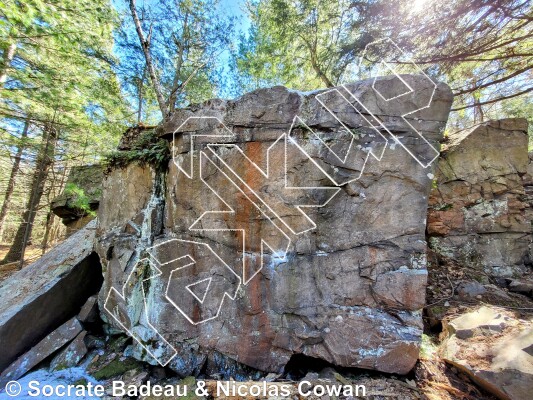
<box><xmin>284</xmin><ymin>353</ymin><xmax>333</xmax><ymax>379</ymax></box>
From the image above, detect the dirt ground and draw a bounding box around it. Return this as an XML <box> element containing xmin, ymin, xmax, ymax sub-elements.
<box><xmin>417</xmin><ymin>250</ymin><xmax>533</xmax><ymax>400</ymax></box>
<box><xmin>0</xmin><ymin>244</ymin><xmax>44</xmax><ymax>282</ymax></box>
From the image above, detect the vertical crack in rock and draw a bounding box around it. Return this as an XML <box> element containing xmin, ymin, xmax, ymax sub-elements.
<box><xmin>140</xmin><ymin>170</ymin><xmax>166</xmax><ymax>249</ymax></box>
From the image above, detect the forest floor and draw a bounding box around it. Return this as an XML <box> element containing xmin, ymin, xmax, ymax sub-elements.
<box><xmin>0</xmin><ymin>244</ymin><xmax>43</xmax><ymax>282</ymax></box>
<box><xmin>417</xmin><ymin>251</ymin><xmax>533</xmax><ymax>400</ymax></box>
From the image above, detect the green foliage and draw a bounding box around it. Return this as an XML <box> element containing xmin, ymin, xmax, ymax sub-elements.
<box><xmin>432</xmin><ymin>203</ymin><xmax>453</xmax><ymax>211</ymax></box>
<box><xmin>116</xmin><ymin>0</ymin><xmax>235</xmax><ymax>119</ymax></box>
<box><xmin>419</xmin><ymin>334</ymin><xmax>438</xmax><ymax>359</ymax></box>
<box><xmin>237</xmin><ymin>0</ymin><xmax>354</xmax><ymax>89</ymax></box>
<box><xmin>105</xmin><ymin>129</ymin><xmax>170</xmax><ymax>172</ymax></box>
<box><xmin>63</xmin><ymin>183</ymin><xmax>96</xmax><ymax>217</ymax></box>
<box><xmin>0</xmin><ymin>0</ymin><xmax>132</xmax><ymax>159</ymax></box>
<box><xmin>237</xmin><ymin>0</ymin><xmax>403</xmax><ymax>90</ymax></box>
<box><xmin>238</xmin><ymin>0</ymin><xmax>532</xmax><ymax>130</ymax></box>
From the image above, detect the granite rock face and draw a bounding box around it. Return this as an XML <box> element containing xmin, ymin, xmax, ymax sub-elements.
<box><xmin>428</xmin><ymin>119</ymin><xmax>531</xmax><ymax>278</ymax></box>
<box><xmin>97</xmin><ymin>75</ymin><xmax>453</xmax><ymax>375</ymax></box>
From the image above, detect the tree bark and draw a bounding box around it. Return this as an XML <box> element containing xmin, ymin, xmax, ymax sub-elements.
<box><xmin>136</xmin><ymin>66</ymin><xmax>146</xmax><ymax>123</ymax></box>
<box><xmin>474</xmin><ymin>97</ymin><xmax>484</xmax><ymax>123</ymax></box>
<box><xmin>40</xmin><ymin>163</ymin><xmax>66</xmax><ymax>254</ymax></box>
<box><xmin>1</xmin><ymin>122</ymin><xmax>58</xmax><ymax>266</ymax></box>
<box><xmin>0</xmin><ymin>41</ymin><xmax>16</xmax><ymax>87</ymax></box>
<box><xmin>128</xmin><ymin>0</ymin><xmax>168</xmax><ymax>118</ymax></box>
<box><xmin>0</xmin><ymin>118</ymin><xmax>29</xmax><ymax>242</ymax></box>
<box><xmin>168</xmin><ymin>12</ymin><xmax>188</xmax><ymax>114</ymax></box>
<box><xmin>40</xmin><ymin>211</ymin><xmax>54</xmax><ymax>254</ymax></box>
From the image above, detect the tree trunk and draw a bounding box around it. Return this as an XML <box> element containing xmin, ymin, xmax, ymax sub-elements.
<box><xmin>0</xmin><ymin>41</ymin><xmax>16</xmax><ymax>87</ymax></box>
<box><xmin>305</xmin><ymin>40</ymin><xmax>334</xmax><ymax>87</ymax></box>
<box><xmin>129</xmin><ymin>0</ymin><xmax>168</xmax><ymax>118</ymax></box>
<box><xmin>48</xmin><ymin>216</ymin><xmax>63</xmax><ymax>246</ymax></box>
<box><xmin>41</xmin><ymin>162</ymin><xmax>67</xmax><ymax>253</ymax></box>
<box><xmin>40</xmin><ymin>211</ymin><xmax>54</xmax><ymax>254</ymax></box>
<box><xmin>474</xmin><ymin>97</ymin><xmax>484</xmax><ymax>123</ymax></box>
<box><xmin>0</xmin><ymin>118</ymin><xmax>29</xmax><ymax>242</ymax></box>
<box><xmin>136</xmin><ymin>65</ymin><xmax>146</xmax><ymax>123</ymax></box>
<box><xmin>168</xmin><ymin>12</ymin><xmax>188</xmax><ymax>114</ymax></box>
<box><xmin>1</xmin><ymin>122</ymin><xmax>58</xmax><ymax>266</ymax></box>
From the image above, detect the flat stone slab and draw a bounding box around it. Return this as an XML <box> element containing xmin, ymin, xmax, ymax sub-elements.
<box><xmin>509</xmin><ymin>279</ymin><xmax>533</xmax><ymax>297</ymax></box>
<box><xmin>442</xmin><ymin>306</ymin><xmax>533</xmax><ymax>400</ymax></box>
<box><xmin>0</xmin><ymin>318</ymin><xmax>83</xmax><ymax>387</ymax></box>
<box><xmin>447</xmin><ymin>306</ymin><xmax>510</xmax><ymax>339</ymax></box>
<box><xmin>77</xmin><ymin>296</ymin><xmax>99</xmax><ymax>324</ymax></box>
<box><xmin>50</xmin><ymin>331</ymin><xmax>88</xmax><ymax>371</ymax></box>
<box><xmin>0</xmin><ymin>221</ymin><xmax>101</xmax><ymax>372</ymax></box>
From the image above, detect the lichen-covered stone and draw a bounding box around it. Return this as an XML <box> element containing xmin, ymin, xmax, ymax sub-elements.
<box><xmin>50</xmin><ymin>331</ymin><xmax>88</xmax><ymax>371</ymax></box>
<box><xmin>97</xmin><ymin>76</ymin><xmax>453</xmax><ymax>375</ymax></box>
<box><xmin>0</xmin><ymin>318</ymin><xmax>83</xmax><ymax>386</ymax></box>
<box><xmin>442</xmin><ymin>306</ymin><xmax>533</xmax><ymax>400</ymax></box>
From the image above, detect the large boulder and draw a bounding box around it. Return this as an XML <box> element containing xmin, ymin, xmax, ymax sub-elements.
<box><xmin>428</xmin><ymin>119</ymin><xmax>531</xmax><ymax>278</ymax></box>
<box><xmin>97</xmin><ymin>75</ymin><xmax>453</xmax><ymax>375</ymax></box>
<box><xmin>0</xmin><ymin>221</ymin><xmax>102</xmax><ymax>372</ymax></box>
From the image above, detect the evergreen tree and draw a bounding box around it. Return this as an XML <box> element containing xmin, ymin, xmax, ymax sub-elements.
<box><xmin>0</xmin><ymin>0</ymin><xmax>131</xmax><ymax>264</ymax></box>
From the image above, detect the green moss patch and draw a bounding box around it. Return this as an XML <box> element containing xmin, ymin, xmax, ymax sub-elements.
<box><xmin>91</xmin><ymin>357</ymin><xmax>141</xmax><ymax>380</ymax></box>
<box><xmin>106</xmin><ymin>129</ymin><xmax>170</xmax><ymax>172</ymax></box>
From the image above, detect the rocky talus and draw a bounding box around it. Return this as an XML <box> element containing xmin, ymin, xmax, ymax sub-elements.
<box><xmin>0</xmin><ymin>221</ymin><xmax>101</xmax><ymax>380</ymax></box>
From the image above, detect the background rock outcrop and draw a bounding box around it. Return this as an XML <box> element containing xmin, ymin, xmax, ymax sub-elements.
<box><xmin>51</xmin><ymin>165</ymin><xmax>103</xmax><ymax>236</ymax></box>
<box><xmin>428</xmin><ymin>119</ymin><xmax>531</xmax><ymax>279</ymax></box>
<box><xmin>97</xmin><ymin>75</ymin><xmax>453</xmax><ymax>375</ymax></box>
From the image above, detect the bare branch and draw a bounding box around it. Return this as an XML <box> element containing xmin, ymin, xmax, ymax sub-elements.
<box><xmin>452</xmin><ymin>86</ymin><xmax>533</xmax><ymax>111</ymax></box>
